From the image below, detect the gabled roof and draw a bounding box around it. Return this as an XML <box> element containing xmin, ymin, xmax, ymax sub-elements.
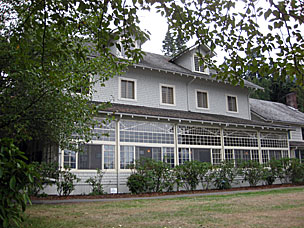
<box><xmin>133</xmin><ymin>52</ymin><xmax>262</xmax><ymax>90</ymax></box>
<box><xmin>250</xmin><ymin>98</ymin><xmax>304</xmax><ymax>125</ymax></box>
<box><xmin>169</xmin><ymin>43</ymin><xmax>214</xmax><ymax>62</ymax></box>
<box><xmin>100</xmin><ymin>103</ymin><xmax>289</xmax><ymax>130</ymax></box>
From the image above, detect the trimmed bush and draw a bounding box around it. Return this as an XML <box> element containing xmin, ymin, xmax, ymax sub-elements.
<box><xmin>127</xmin><ymin>158</ymin><xmax>172</xmax><ymax>194</ymax></box>
<box><xmin>213</xmin><ymin>161</ymin><xmax>240</xmax><ymax>189</ymax></box>
<box><xmin>198</xmin><ymin>162</ymin><xmax>214</xmax><ymax>190</ymax></box>
<box><xmin>241</xmin><ymin>161</ymin><xmax>264</xmax><ymax>187</ymax></box>
<box><xmin>178</xmin><ymin>161</ymin><xmax>201</xmax><ymax>191</ymax></box>
<box><xmin>287</xmin><ymin>159</ymin><xmax>304</xmax><ymax>184</ymax></box>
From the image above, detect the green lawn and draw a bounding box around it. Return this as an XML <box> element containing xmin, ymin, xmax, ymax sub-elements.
<box><xmin>24</xmin><ymin>187</ymin><xmax>304</xmax><ymax>228</ymax></box>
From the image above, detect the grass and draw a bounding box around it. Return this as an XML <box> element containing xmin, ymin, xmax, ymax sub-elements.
<box><xmin>23</xmin><ymin>187</ymin><xmax>304</xmax><ymax>228</ymax></box>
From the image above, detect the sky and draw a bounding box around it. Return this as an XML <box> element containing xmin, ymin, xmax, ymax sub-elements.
<box><xmin>138</xmin><ymin>8</ymin><xmax>168</xmax><ymax>55</ymax></box>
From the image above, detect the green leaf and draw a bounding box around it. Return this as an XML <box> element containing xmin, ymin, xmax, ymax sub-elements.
<box><xmin>9</xmin><ymin>176</ymin><xmax>16</xmax><ymax>190</ymax></box>
<box><xmin>264</xmin><ymin>9</ymin><xmax>272</xmax><ymax>20</ymax></box>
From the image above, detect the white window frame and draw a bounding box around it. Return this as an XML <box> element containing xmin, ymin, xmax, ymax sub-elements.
<box><xmin>226</xmin><ymin>94</ymin><xmax>238</xmax><ymax>113</ymax></box>
<box><xmin>160</xmin><ymin>83</ymin><xmax>176</xmax><ymax>106</ymax></box>
<box><xmin>193</xmin><ymin>54</ymin><xmax>209</xmax><ymax>74</ymax></box>
<box><xmin>61</xmin><ymin>142</ymin><xmax>116</xmax><ymax>172</ymax></box>
<box><xmin>119</xmin><ymin>77</ymin><xmax>137</xmax><ymax>101</ymax></box>
<box><xmin>195</xmin><ymin>89</ymin><xmax>209</xmax><ymax>110</ymax></box>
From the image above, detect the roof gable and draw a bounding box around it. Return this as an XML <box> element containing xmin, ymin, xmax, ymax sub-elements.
<box><xmin>134</xmin><ymin>52</ymin><xmax>262</xmax><ymax>90</ymax></box>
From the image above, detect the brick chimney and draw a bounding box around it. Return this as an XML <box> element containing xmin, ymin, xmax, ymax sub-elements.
<box><xmin>286</xmin><ymin>92</ymin><xmax>298</xmax><ymax>109</ymax></box>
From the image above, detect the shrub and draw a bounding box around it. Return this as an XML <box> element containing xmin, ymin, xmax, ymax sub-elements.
<box><xmin>287</xmin><ymin>159</ymin><xmax>304</xmax><ymax>184</ymax></box>
<box><xmin>56</xmin><ymin>168</ymin><xmax>80</xmax><ymax>196</ymax></box>
<box><xmin>29</xmin><ymin>162</ymin><xmax>59</xmax><ymax>196</ymax></box>
<box><xmin>127</xmin><ymin>158</ymin><xmax>172</xmax><ymax>194</ymax></box>
<box><xmin>197</xmin><ymin>162</ymin><xmax>213</xmax><ymax>190</ymax></box>
<box><xmin>178</xmin><ymin>161</ymin><xmax>201</xmax><ymax>191</ymax></box>
<box><xmin>86</xmin><ymin>168</ymin><xmax>104</xmax><ymax>195</ymax></box>
<box><xmin>241</xmin><ymin>161</ymin><xmax>264</xmax><ymax>187</ymax></box>
<box><xmin>173</xmin><ymin>165</ymin><xmax>185</xmax><ymax>191</ymax></box>
<box><xmin>213</xmin><ymin>161</ymin><xmax>240</xmax><ymax>189</ymax></box>
<box><xmin>127</xmin><ymin>173</ymin><xmax>148</xmax><ymax>194</ymax></box>
<box><xmin>279</xmin><ymin>158</ymin><xmax>293</xmax><ymax>184</ymax></box>
<box><xmin>0</xmin><ymin>138</ymin><xmax>38</xmax><ymax>228</ymax></box>
<box><xmin>262</xmin><ymin>168</ymin><xmax>276</xmax><ymax>185</ymax></box>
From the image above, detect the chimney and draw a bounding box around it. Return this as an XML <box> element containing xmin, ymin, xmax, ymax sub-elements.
<box><xmin>286</xmin><ymin>92</ymin><xmax>298</xmax><ymax>109</ymax></box>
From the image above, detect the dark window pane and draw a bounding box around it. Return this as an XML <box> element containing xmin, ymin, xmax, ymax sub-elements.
<box><xmin>78</xmin><ymin>145</ymin><xmax>102</xmax><ymax>169</ymax></box>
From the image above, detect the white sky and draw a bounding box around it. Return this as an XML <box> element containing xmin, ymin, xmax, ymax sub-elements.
<box><xmin>138</xmin><ymin>8</ymin><xmax>168</xmax><ymax>54</ymax></box>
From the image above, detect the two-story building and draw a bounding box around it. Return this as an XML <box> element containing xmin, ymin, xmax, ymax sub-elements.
<box><xmin>47</xmin><ymin>44</ymin><xmax>292</xmax><ymax>194</ymax></box>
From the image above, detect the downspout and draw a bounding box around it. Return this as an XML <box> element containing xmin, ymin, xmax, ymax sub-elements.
<box><xmin>187</xmin><ymin>77</ymin><xmax>196</xmax><ymax>111</ymax></box>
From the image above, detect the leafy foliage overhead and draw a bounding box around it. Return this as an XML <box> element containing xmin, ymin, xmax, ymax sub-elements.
<box><xmin>157</xmin><ymin>0</ymin><xmax>304</xmax><ymax>86</ymax></box>
<box><xmin>1</xmin><ymin>0</ymin><xmax>303</xmax><ymax>151</ymax></box>
<box><xmin>0</xmin><ymin>0</ymin><xmax>149</xmax><ymax>149</ymax></box>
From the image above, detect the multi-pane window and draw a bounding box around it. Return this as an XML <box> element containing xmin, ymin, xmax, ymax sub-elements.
<box><xmin>135</xmin><ymin>147</ymin><xmax>161</xmax><ymax>161</ymax></box>
<box><xmin>134</xmin><ymin>147</ymin><xmax>174</xmax><ymax>167</ymax></box>
<box><xmin>282</xmin><ymin>150</ymin><xmax>289</xmax><ymax>158</ymax></box>
<box><xmin>262</xmin><ymin>150</ymin><xmax>269</xmax><ymax>164</ymax></box>
<box><xmin>120</xmin><ymin>120</ymin><xmax>174</xmax><ymax>144</ymax></box>
<box><xmin>191</xmin><ymin>148</ymin><xmax>211</xmax><ymax>163</ymax></box>
<box><xmin>78</xmin><ymin>145</ymin><xmax>102</xmax><ymax>170</ymax></box>
<box><xmin>197</xmin><ymin>91</ymin><xmax>208</xmax><ymax>109</ymax></box>
<box><xmin>227</xmin><ymin>95</ymin><xmax>237</xmax><ymax>112</ymax></box>
<box><xmin>260</xmin><ymin>132</ymin><xmax>288</xmax><ymax>148</ymax></box>
<box><xmin>261</xmin><ymin>149</ymin><xmax>289</xmax><ymax>164</ymax></box>
<box><xmin>224</xmin><ymin>149</ymin><xmax>260</xmax><ymax>165</ymax></box>
<box><xmin>120</xmin><ymin>145</ymin><xmax>134</xmax><ymax>169</ymax></box>
<box><xmin>120</xmin><ymin>79</ymin><xmax>135</xmax><ymax>100</ymax></box>
<box><xmin>251</xmin><ymin>150</ymin><xmax>260</xmax><ymax>162</ymax></box>
<box><xmin>161</xmin><ymin>85</ymin><xmax>175</xmax><ymax>105</ymax></box>
<box><xmin>269</xmin><ymin>150</ymin><xmax>282</xmax><ymax>160</ymax></box>
<box><xmin>163</xmin><ymin>147</ymin><xmax>175</xmax><ymax>167</ymax></box>
<box><xmin>194</xmin><ymin>56</ymin><xmax>204</xmax><ymax>73</ymax></box>
<box><xmin>63</xmin><ymin>149</ymin><xmax>76</xmax><ymax>168</ymax></box>
<box><xmin>178</xmin><ymin>148</ymin><xmax>190</xmax><ymax>164</ymax></box>
<box><xmin>212</xmin><ymin>149</ymin><xmax>222</xmax><ymax>165</ymax></box>
<box><xmin>224</xmin><ymin>129</ymin><xmax>258</xmax><ymax>147</ymax></box>
<box><xmin>235</xmin><ymin>149</ymin><xmax>251</xmax><ymax>162</ymax></box>
<box><xmin>225</xmin><ymin>149</ymin><xmax>234</xmax><ymax>161</ymax></box>
<box><xmin>178</xmin><ymin>126</ymin><xmax>221</xmax><ymax>146</ymax></box>
<box><xmin>104</xmin><ymin>145</ymin><xmax>115</xmax><ymax>169</ymax></box>
<box><xmin>92</xmin><ymin>118</ymin><xmax>116</xmax><ymax>141</ymax></box>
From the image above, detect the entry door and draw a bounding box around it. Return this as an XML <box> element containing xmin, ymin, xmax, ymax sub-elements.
<box><xmin>192</xmin><ymin>148</ymin><xmax>211</xmax><ymax>163</ymax></box>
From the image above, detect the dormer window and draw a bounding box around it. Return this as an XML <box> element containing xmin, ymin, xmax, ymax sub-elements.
<box><xmin>116</xmin><ymin>38</ymin><xmax>140</xmax><ymax>59</ymax></box>
<box><xmin>194</xmin><ymin>55</ymin><xmax>204</xmax><ymax>73</ymax></box>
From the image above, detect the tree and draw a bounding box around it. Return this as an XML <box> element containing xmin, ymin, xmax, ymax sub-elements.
<box><xmin>158</xmin><ymin>0</ymin><xmax>304</xmax><ymax>87</ymax></box>
<box><xmin>1</xmin><ymin>0</ymin><xmax>303</xmax><ymax>157</ymax></box>
<box><xmin>1</xmin><ymin>0</ymin><xmax>304</xmax><ymax>226</ymax></box>
<box><xmin>162</xmin><ymin>25</ymin><xmax>188</xmax><ymax>57</ymax></box>
<box><xmin>1</xmin><ymin>1</ymin><xmax>149</xmax><ymax>226</ymax></box>
<box><xmin>0</xmin><ymin>0</ymin><xmax>149</xmax><ymax>153</ymax></box>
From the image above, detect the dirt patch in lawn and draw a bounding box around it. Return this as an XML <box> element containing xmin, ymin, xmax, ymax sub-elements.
<box><xmin>31</xmin><ymin>183</ymin><xmax>303</xmax><ymax>201</ymax></box>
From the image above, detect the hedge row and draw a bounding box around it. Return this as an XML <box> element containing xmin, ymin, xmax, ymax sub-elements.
<box><xmin>126</xmin><ymin>158</ymin><xmax>304</xmax><ymax>194</ymax></box>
